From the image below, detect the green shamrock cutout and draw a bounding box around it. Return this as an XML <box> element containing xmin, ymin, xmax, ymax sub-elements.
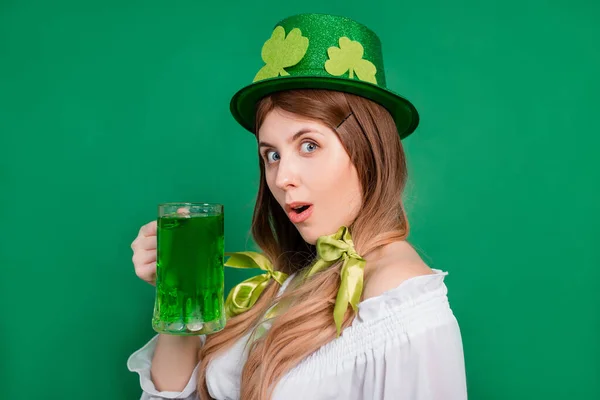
<box><xmin>253</xmin><ymin>26</ymin><xmax>309</xmax><ymax>82</ymax></box>
<box><xmin>325</xmin><ymin>37</ymin><xmax>377</xmax><ymax>84</ymax></box>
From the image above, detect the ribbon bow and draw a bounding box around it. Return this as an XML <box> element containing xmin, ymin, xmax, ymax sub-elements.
<box><xmin>224</xmin><ymin>251</ymin><xmax>288</xmax><ymax>319</ymax></box>
<box><xmin>305</xmin><ymin>226</ymin><xmax>366</xmax><ymax>337</ymax></box>
<box><xmin>223</xmin><ymin>226</ymin><xmax>365</xmax><ymax>337</ymax></box>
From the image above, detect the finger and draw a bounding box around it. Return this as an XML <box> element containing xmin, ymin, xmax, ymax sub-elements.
<box><xmin>131</xmin><ymin>234</ymin><xmax>156</xmax><ymax>251</ymax></box>
<box><xmin>138</xmin><ymin>235</ymin><xmax>157</xmax><ymax>251</ymax></box>
<box><xmin>135</xmin><ymin>262</ymin><xmax>156</xmax><ymax>284</ymax></box>
<box><xmin>177</xmin><ymin>207</ymin><xmax>190</xmax><ymax>216</ymax></box>
<box><xmin>133</xmin><ymin>250</ymin><xmax>156</xmax><ymax>266</ymax></box>
<box><xmin>139</xmin><ymin>220</ymin><xmax>157</xmax><ymax>238</ymax></box>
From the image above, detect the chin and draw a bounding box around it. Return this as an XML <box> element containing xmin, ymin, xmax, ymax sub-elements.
<box><xmin>294</xmin><ymin>225</ymin><xmax>319</xmax><ymax>245</ymax></box>
<box><xmin>296</xmin><ymin>223</ymin><xmax>343</xmax><ymax>246</ymax></box>
<box><xmin>298</xmin><ymin>231</ymin><xmax>318</xmax><ymax>245</ymax></box>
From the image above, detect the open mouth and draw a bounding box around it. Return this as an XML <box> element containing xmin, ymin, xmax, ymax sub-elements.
<box><xmin>287</xmin><ymin>203</ymin><xmax>314</xmax><ymax>224</ymax></box>
<box><xmin>292</xmin><ymin>205</ymin><xmax>310</xmax><ymax>213</ymax></box>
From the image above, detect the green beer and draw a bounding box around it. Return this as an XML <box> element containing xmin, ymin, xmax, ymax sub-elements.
<box><xmin>152</xmin><ymin>203</ymin><xmax>226</xmax><ymax>335</ymax></box>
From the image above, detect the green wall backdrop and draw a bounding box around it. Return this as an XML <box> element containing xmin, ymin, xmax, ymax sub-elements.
<box><xmin>1</xmin><ymin>0</ymin><xmax>598</xmax><ymax>398</ymax></box>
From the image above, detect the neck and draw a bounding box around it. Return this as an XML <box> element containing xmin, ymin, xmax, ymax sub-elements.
<box><xmin>363</xmin><ymin>240</ymin><xmax>414</xmax><ymax>268</ymax></box>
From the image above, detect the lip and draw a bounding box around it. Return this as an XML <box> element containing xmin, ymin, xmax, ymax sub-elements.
<box><xmin>286</xmin><ymin>202</ymin><xmax>314</xmax><ymax>224</ymax></box>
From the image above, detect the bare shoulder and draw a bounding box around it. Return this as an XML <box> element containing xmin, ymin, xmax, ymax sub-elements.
<box><xmin>362</xmin><ymin>241</ymin><xmax>434</xmax><ymax>301</ymax></box>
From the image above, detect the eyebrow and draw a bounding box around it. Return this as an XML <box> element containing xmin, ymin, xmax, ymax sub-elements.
<box><xmin>258</xmin><ymin>128</ymin><xmax>320</xmax><ymax>149</ymax></box>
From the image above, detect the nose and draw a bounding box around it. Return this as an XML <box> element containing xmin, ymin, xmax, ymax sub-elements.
<box><xmin>274</xmin><ymin>157</ymin><xmax>300</xmax><ymax>191</ymax></box>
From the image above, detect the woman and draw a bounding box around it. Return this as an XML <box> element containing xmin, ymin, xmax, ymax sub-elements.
<box><xmin>128</xmin><ymin>13</ymin><xmax>467</xmax><ymax>400</ymax></box>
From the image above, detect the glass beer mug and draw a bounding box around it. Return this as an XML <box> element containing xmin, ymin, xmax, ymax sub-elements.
<box><xmin>152</xmin><ymin>202</ymin><xmax>226</xmax><ymax>335</ymax></box>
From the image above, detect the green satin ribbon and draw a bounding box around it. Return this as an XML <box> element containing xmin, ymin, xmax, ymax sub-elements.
<box><xmin>305</xmin><ymin>226</ymin><xmax>366</xmax><ymax>337</ymax></box>
<box><xmin>223</xmin><ymin>226</ymin><xmax>365</xmax><ymax>337</ymax></box>
<box><xmin>223</xmin><ymin>251</ymin><xmax>288</xmax><ymax>319</ymax></box>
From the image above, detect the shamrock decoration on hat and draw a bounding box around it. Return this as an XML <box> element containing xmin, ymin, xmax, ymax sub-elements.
<box><xmin>325</xmin><ymin>37</ymin><xmax>377</xmax><ymax>84</ymax></box>
<box><xmin>230</xmin><ymin>13</ymin><xmax>420</xmax><ymax>139</ymax></box>
<box><xmin>253</xmin><ymin>26</ymin><xmax>309</xmax><ymax>82</ymax></box>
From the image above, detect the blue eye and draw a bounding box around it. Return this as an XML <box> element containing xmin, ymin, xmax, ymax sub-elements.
<box><xmin>301</xmin><ymin>142</ymin><xmax>318</xmax><ymax>153</ymax></box>
<box><xmin>266</xmin><ymin>151</ymin><xmax>280</xmax><ymax>163</ymax></box>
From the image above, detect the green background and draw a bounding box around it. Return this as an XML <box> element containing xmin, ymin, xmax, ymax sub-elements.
<box><xmin>1</xmin><ymin>0</ymin><xmax>598</xmax><ymax>398</ymax></box>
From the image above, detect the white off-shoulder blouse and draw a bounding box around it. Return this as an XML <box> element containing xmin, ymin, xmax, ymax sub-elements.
<box><xmin>128</xmin><ymin>269</ymin><xmax>467</xmax><ymax>399</ymax></box>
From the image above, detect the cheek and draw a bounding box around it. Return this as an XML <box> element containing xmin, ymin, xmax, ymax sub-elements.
<box><xmin>328</xmin><ymin>159</ymin><xmax>362</xmax><ymax>209</ymax></box>
<box><xmin>265</xmin><ymin>171</ymin><xmax>277</xmax><ymax>193</ymax></box>
<box><xmin>340</xmin><ymin>167</ymin><xmax>362</xmax><ymax>203</ymax></box>
<box><xmin>264</xmin><ymin>170</ymin><xmax>285</xmax><ymax>203</ymax></box>
<box><xmin>311</xmin><ymin>155</ymin><xmax>356</xmax><ymax>192</ymax></box>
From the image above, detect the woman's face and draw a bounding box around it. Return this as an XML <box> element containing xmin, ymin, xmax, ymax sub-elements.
<box><xmin>257</xmin><ymin>108</ymin><xmax>362</xmax><ymax>245</ymax></box>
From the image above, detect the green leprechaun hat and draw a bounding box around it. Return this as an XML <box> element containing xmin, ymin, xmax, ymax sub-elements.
<box><xmin>230</xmin><ymin>13</ymin><xmax>419</xmax><ymax>139</ymax></box>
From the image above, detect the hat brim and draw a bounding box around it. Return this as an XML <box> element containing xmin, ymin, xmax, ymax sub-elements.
<box><xmin>229</xmin><ymin>76</ymin><xmax>419</xmax><ymax>139</ymax></box>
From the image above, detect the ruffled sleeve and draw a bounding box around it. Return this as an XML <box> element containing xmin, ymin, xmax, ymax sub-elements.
<box><xmin>272</xmin><ymin>270</ymin><xmax>468</xmax><ymax>400</ymax></box>
<box><xmin>127</xmin><ymin>334</ymin><xmax>204</xmax><ymax>399</ymax></box>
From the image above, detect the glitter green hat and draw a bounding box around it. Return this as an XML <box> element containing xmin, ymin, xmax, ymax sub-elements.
<box><xmin>229</xmin><ymin>13</ymin><xmax>419</xmax><ymax>139</ymax></box>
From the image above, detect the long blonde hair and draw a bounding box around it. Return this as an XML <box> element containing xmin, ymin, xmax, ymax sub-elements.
<box><xmin>197</xmin><ymin>89</ymin><xmax>410</xmax><ymax>399</ymax></box>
